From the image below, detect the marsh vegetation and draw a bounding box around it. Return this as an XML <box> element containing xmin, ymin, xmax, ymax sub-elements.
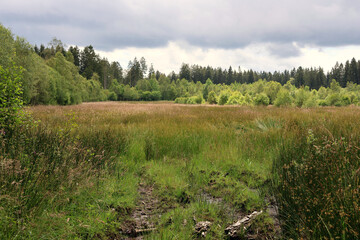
<box><xmin>1</xmin><ymin>102</ymin><xmax>359</xmax><ymax>239</ymax></box>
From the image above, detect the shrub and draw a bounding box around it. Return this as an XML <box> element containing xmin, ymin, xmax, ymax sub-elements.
<box><xmin>218</xmin><ymin>91</ymin><xmax>231</xmax><ymax>105</ymax></box>
<box><xmin>123</xmin><ymin>86</ymin><xmax>140</xmax><ymax>101</ymax></box>
<box><xmin>174</xmin><ymin>97</ymin><xmax>188</xmax><ymax>104</ymax></box>
<box><xmin>325</xmin><ymin>93</ymin><xmax>342</xmax><ymax>106</ymax></box>
<box><xmin>294</xmin><ymin>88</ymin><xmax>310</xmax><ymax>107</ymax></box>
<box><xmin>264</xmin><ymin>81</ymin><xmax>282</xmax><ymax>104</ymax></box>
<box><xmin>108</xmin><ymin>91</ymin><xmax>117</xmax><ymax>101</ymax></box>
<box><xmin>341</xmin><ymin>94</ymin><xmax>351</xmax><ymax>106</ymax></box>
<box><xmin>140</xmin><ymin>91</ymin><xmax>152</xmax><ymax>101</ymax></box>
<box><xmin>254</xmin><ymin>93</ymin><xmax>270</xmax><ymax>106</ymax></box>
<box><xmin>303</xmin><ymin>95</ymin><xmax>318</xmax><ymax>108</ymax></box>
<box><xmin>274</xmin><ymin>89</ymin><xmax>292</xmax><ymax>107</ymax></box>
<box><xmin>151</xmin><ymin>91</ymin><xmax>162</xmax><ymax>101</ymax></box>
<box><xmin>186</xmin><ymin>96</ymin><xmax>197</xmax><ymax>104</ymax></box>
<box><xmin>0</xmin><ymin>62</ymin><xmax>23</xmax><ymax>136</ymax></box>
<box><xmin>207</xmin><ymin>91</ymin><xmax>217</xmax><ymax>104</ymax></box>
<box><xmin>185</xmin><ymin>96</ymin><xmax>203</xmax><ymax>104</ymax></box>
<box><xmin>226</xmin><ymin>91</ymin><xmax>243</xmax><ymax>105</ymax></box>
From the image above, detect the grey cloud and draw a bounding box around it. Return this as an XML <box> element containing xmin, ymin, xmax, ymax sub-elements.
<box><xmin>267</xmin><ymin>43</ymin><xmax>301</xmax><ymax>58</ymax></box>
<box><xmin>1</xmin><ymin>0</ymin><xmax>360</xmax><ymax>52</ymax></box>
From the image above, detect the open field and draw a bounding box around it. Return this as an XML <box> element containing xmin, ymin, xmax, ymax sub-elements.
<box><xmin>1</xmin><ymin>102</ymin><xmax>360</xmax><ymax>239</ymax></box>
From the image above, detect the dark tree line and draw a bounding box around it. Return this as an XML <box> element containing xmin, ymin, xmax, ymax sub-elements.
<box><xmin>176</xmin><ymin>59</ymin><xmax>360</xmax><ymax>90</ymax></box>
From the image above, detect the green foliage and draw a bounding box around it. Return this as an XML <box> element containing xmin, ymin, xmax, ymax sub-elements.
<box><xmin>226</xmin><ymin>91</ymin><xmax>244</xmax><ymax>105</ymax></box>
<box><xmin>325</xmin><ymin>93</ymin><xmax>342</xmax><ymax>106</ymax></box>
<box><xmin>174</xmin><ymin>97</ymin><xmax>188</xmax><ymax>104</ymax></box>
<box><xmin>218</xmin><ymin>90</ymin><xmax>231</xmax><ymax>105</ymax></box>
<box><xmin>203</xmin><ymin>78</ymin><xmax>214</xmax><ymax>100</ymax></box>
<box><xmin>264</xmin><ymin>81</ymin><xmax>282</xmax><ymax>104</ymax></box>
<box><xmin>274</xmin><ymin>89</ymin><xmax>292</xmax><ymax>107</ymax></box>
<box><xmin>186</xmin><ymin>95</ymin><xmax>203</xmax><ymax>104</ymax></box>
<box><xmin>107</xmin><ymin>91</ymin><xmax>117</xmax><ymax>101</ymax></box>
<box><xmin>137</xmin><ymin>82</ymin><xmax>161</xmax><ymax>101</ymax></box>
<box><xmin>0</xmin><ymin>25</ymin><xmax>15</xmax><ymax>69</ymax></box>
<box><xmin>4</xmin><ymin>24</ymin><xmax>360</xmax><ymax>108</ymax></box>
<box><xmin>294</xmin><ymin>87</ymin><xmax>311</xmax><ymax>107</ymax></box>
<box><xmin>0</xmin><ymin>61</ymin><xmax>23</xmax><ymax>135</ymax></box>
<box><xmin>123</xmin><ymin>86</ymin><xmax>140</xmax><ymax>101</ymax></box>
<box><xmin>303</xmin><ymin>94</ymin><xmax>318</xmax><ymax>108</ymax></box>
<box><xmin>135</xmin><ymin>78</ymin><xmax>151</xmax><ymax>91</ymax></box>
<box><xmin>330</xmin><ymin>79</ymin><xmax>341</xmax><ymax>92</ymax></box>
<box><xmin>207</xmin><ymin>90</ymin><xmax>217</xmax><ymax>104</ymax></box>
<box><xmin>109</xmin><ymin>80</ymin><xmax>125</xmax><ymax>100</ymax></box>
<box><xmin>254</xmin><ymin>93</ymin><xmax>270</xmax><ymax>106</ymax></box>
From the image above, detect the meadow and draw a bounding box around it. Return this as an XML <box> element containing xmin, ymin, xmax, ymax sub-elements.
<box><xmin>1</xmin><ymin>102</ymin><xmax>360</xmax><ymax>239</ymax></box>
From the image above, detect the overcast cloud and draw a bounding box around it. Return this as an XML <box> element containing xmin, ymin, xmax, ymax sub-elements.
<box><xmin>1</xmin><ymin>0</ymin><xmax>360</xmax><ymax>73</ymax></box>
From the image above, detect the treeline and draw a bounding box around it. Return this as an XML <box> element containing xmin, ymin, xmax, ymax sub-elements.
<box><xmin>34</xmin><ymin>40</ymin><xmax>360</xmax><ymax>92</ymax></box>
<box><xmin>176</xmin><ymin>60</ymin><xmax>360</xmax><ymax>90</ymax></box>
<box><xmin>174</xmin><ymin>78</ymin><xmax>360</xmax><ymax>107</ymax></box>
<box><xmin>1</xmin><ymin>25</ymin><xmax>112</xmax><ymax>105</ymax></box>
<box><xmin>2</xmin><ymin>23</ymin><xmax>360</xmax><ymax>106</ymax></box>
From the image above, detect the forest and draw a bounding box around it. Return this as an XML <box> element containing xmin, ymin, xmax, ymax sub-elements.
<box><xmin>1</xmin><ymin>24</ymin><xmax>360</xmax><ymax>107</ymax></box>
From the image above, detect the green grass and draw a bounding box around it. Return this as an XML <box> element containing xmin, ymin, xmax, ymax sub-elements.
<box><xmin>1</xmin><ymin>102</ymin><xmax>360</xmax><ymax>239</ymax></box>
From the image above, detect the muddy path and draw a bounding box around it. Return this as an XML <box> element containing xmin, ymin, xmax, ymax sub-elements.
<box><xmin>120</xmin><ymin>181</ymin><xmax>163</xmax><ymax>239</ymax></box>
<box><xmin>117</xmin><ymin>184</ymin><xmax>281</xmax><ymax>239</ymax></box>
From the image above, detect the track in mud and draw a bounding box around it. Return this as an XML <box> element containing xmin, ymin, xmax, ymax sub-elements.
<box><xmin>120</xmin><ymin>181</ymin><xmax>163</xmax><ymax>239</ymax></box>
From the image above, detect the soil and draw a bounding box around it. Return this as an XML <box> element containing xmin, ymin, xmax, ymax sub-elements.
<box><xmin>120</xmin><ymin>181</ymin><xmax>162</xmax><ymax>239</ymax></box>
<box><xmin>117</xmin><ymin>185</ymin><xmax>281</xmax><ymax>239</ymax></box>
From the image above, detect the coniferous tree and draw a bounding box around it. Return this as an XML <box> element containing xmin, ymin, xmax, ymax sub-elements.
<box><xmin>148</xmin><ymin>64</ymin><xmax>155</xmax><ymax>79</ymax></box>
<box><xmin>179</xmin><ymin>63</ymin><xmax>191</xmax><ymax>81</ymax></box>
<box><xmin>80</xmin><ymin>45</ymin><xmax>98</xmax><ymax>80</ymax></box>
<box><xmin>295</xmin><ymin>66</ymin><xmax>304</xmax><ymax>87</ymax></box>
<box><xmin>228</xmin><ymin>66</ymin><xmax>233</xmax><ymax>84</ymax></box>
<box><xmin>69</xmin><ymin>46</ymin><xmax>81</xmax><ymax>67</ymax></box>
<box><xmin>341</xmin><ymin>60</ymin><xmax>350</xmax><ymax>87</ymax></box>
<box><xmin>350</xmin><ymin>58</ymin><xmax>359</xmax><ymax>84</ymax></box>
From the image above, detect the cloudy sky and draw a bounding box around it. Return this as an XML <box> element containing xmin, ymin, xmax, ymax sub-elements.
<box><xmin>1</xmin><ymin>0</ymin><xmax>360</xmax><ymax>74</ymax></box>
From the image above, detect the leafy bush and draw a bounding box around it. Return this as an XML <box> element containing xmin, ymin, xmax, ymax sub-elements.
<box><xmin>303</xmin><ymin>95</ymin><xmax>318</xmax><ymax>108</ymax></box>
<box><xmin>123</xmin><ymin>86</ymin><xmax>140</xmax><ymax>101</ymax></box>
<box><xmin>174</xmin><ymin>97</ymin><xmax>188</xmax><ymax>104</ymax></box>
<box><xmin>254</xmin><ymin>93</ymin><xmax>270</xmax><ymax>106</ymax></box>
<box><xmin>0</xmin><ymin>62</ymin><xmax>23</xmax><ymax>135</ymax></box>
<box><xmin>140</xmin><ymin>90</ymin><xmax>152</xmax><ymax>101</ymax></box>
<box><xmin>294</xmin><ymin>88</ymin><xmax>310</xmax><ymax>107</ymax></box>
<box><xmin>264</xmin><ymin>81</ymin><xmax>282</xmax><ymax>104</ymax></box>
<box><xmin>218</xmin><ymin>91</ymin><xmax>231</xmax><ymax>105</ymax></box>
<box><xmin>151</xmin><ymin>91</ymin><xmax>162</xmax><ymax>101</ymax></box>
<box><xmin>186</xmin><ymin>96</ymin><xmax>197</xmax><ymax>104</ymax></box>
<box><xmin>185</xmin><ymin>96</ymin><xmax>203</xmax><ymax>104</ymax></box>
<box><xmin>226</xmin><ymin>91</ymin><xmax>243</xmax><ymax>105</ymax></box>
<box><xmin>274</xmin><ymin>89</ymin><xmax>292</xmax><ymax>107</ymax></box>
<box><xmin>207</xmin><ymin>91</ymin><xmax>217</xmax><ymax>104</ymax></box>
<box><xmin>108</xmin><ymin>91</ymin><xmax>117</xmax><ymax>101</ymax></box>
<box><xmin>341</xmin><ymin>94</ymin><xmax>351</xmax><ymax>106</ymax></box>
<box><xmin>325</xmin><ymin>93</ymin><xmax>342</xmax><ymax>106</ymax></box>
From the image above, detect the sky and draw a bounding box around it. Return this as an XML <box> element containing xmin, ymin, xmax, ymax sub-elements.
<box><xmin>1</xmin><ymin>0</ymin><xmax>360</xmax><ymax>74</ymax></box>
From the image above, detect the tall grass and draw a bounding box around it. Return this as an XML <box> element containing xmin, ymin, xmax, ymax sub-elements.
<box><xmin>271</xmin><ymin>108</ymin><xmax>360</xmax><ymax>239</ymax></box>
<box><xmin>0</xmin><ymin>109</ymin><xmax>137</xmax><ymax>239</ymax></box>
<box><xmin>273</xmin><ymin>131</ymin><xmax>360</xmax><ymax>239</ymax></box>
<box><xmin>1</xmin><ymin>102</ymin><xmax>360</xmax><ymax>239</ymax></box>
